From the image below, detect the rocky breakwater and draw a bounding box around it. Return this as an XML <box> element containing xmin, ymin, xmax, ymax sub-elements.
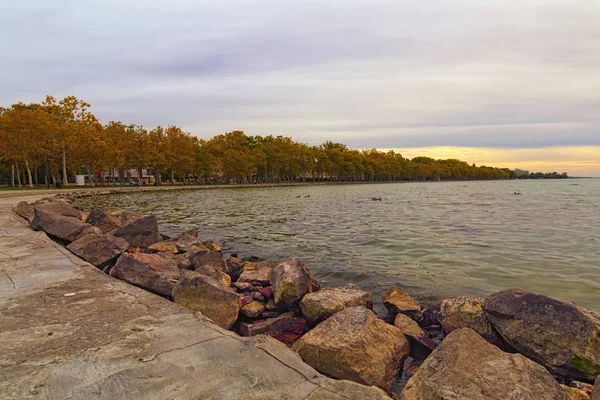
<box><xmin>14</xmin><ymin>195</ymin><xmax>600</xmax><ymax>399</ymax></box>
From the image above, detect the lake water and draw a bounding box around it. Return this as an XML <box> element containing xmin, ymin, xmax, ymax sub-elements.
<box><xmin>80</xmin><ymin>179</ymin><xmax>600</xmax><ymax>312</ymax></box>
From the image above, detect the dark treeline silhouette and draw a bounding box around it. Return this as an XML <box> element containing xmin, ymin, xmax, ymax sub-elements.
<box><xmin>520</xmin><ymin>172</ymin><xmax>569</xmax><ymax>179</ymax></box>
<box><xmin>0</xmin><ymin>95</ymin><xmax>567</xmax><ymax>187</ymax></box>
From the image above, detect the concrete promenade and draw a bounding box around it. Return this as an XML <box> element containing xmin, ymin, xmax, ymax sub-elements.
<box><xmin>0</xmin><ymin>190</ymin><xmax>388</xmax><ymax>399</ymax></box>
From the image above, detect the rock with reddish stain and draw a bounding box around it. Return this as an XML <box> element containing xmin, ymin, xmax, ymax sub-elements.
<box><xmin>239</xmin><ymin>312</ymin><xmax>306</xmax><ymax>345</ymax></box>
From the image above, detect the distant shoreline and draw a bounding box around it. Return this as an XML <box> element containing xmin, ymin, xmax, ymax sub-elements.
<box><xmin>1</xmin><ymin>176</ymin><xmax>595</xmax><ymax>195</ymax></box>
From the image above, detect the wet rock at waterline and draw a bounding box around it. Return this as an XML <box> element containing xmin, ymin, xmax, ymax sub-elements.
<box><xmin>292</xmin><ymin>306</ymin><xmax>409</xmax><ymax>391</ymax></box>
<box><xmin>225</xmin><ymin>256</ymin><xmax>244</xmax><ymax>282</ymax></box>
<box><xmin>191</xmin><ymin>250</ymin><xmax>227</xmax><ymax>272</ymax></box>
<box><xmin>400</xmin><ymin>328</ymin><xmax>569</xmax><ymax>400</ymax></box>
<box><xmin>172</xmin><ymin>273</ymin><xmax>241</xmax><ymax>330</ymax></box>
<box><xmin>382</xmin><ymin>287</ymin><xmax>422</xmax><ymax>321</ymax></box>
<box><xmin>117</xmin><ymin>210</ymin><xmax>144</xmax><ymax>224</ymax></box>
<box><xmin>109</xmin><ymin>215</ymin><xmax>162</xmax><ymax>249</ymax></box>
<box><xmin>66</xmin><ymin>233</ymin><xmax>128</xmax><ymax>267</ymax></box>
<box><xmin>85</xmin><ymin>208</ymin><xmax>122</xmax><ymax>233</ymax></box>
<box><xmin>300</xmin><ymin>283</ymin><xmax>373</xmax><ymax>324</ymax></box>
<box><xmin>482</xmin><ymin>288</ymin><xmax>600</xmax><ymax>382</ymax></box>
<box><xmin>113</xmin><ymin>252</ymin><xmax>180</xmax><ymax>297</ymax></box>
<box><xmin>239</xmin><ymin>312</ymin><xmax>306</xmax><ymax>345</ymax></box>
<box><xmin>203</xmin><ymin>239</ymin><xmax>222</xmax><ymax>253</ymax></box>
<box><xmin>30</xmin><ymin>208</ymin><xmax>92</xmax><ymax>243</ymax></box>
<box><xmin>272</xmin><ymin>258</ymin><xmax>319</xmax><ymax>309</ymax></box>
<box><xmin>441</xmin><ymin>296</ymin><xmax>503</xmax><ymax>346</ymax></box>
<box><xmin>14</xmin><ymin>201</ymin><xmax>34</xmax><ymax>222</ymax></box>
<box><xmin>176</xmin><ymin>232</ymin><xmax>209</xmax><ymax>253</ymax></box>
<box><xmin>394</xmin><ymin>313</ymin><xmax>436</xmax><ymax>357</ymax></box>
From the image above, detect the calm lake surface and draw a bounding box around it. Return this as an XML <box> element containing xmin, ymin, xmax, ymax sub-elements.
<box><xmin>80</xmin><ymin>179</ymin><xmax>600</xmax><ymax>312</ymax></box>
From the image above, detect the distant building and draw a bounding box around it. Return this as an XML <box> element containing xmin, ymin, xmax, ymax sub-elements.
<box><xmin>514</xmin><ymin>169</ymin><xmax>529</xmax><ymax>176</ymax></box>
<box><xmin>101</xmin><ymin>168</ymin><xmax>155</xmax><ymax>185</ymax></box>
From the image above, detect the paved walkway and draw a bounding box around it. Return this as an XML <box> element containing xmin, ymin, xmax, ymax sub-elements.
<box><xmin>0</xmin><ymin>192</ymin><xmax>388</xmax><ymax>400</ymax></box>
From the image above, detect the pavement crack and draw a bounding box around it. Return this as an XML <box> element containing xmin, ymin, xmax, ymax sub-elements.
<box><xmin>254</xmin><ymin>343</ymin><xmax>319</xmax><ymax>382</ymax></box>
<box><xmin>2</xmin><ymin>270</ymin><xmax>16</xmax><ymax>289</ymax></box>
<box><xmin>152</xmin><ymin>335</ymin><xmax>221</xmax><ymax>358</ymax></box>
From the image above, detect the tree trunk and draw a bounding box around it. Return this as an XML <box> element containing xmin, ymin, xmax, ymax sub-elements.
<box><xmin>16</xmin><ymin>164</ymin><xmax>22</xmax><ymax>187</ymax></box>
<box><xmin>87</xmin><ymin>166</ymin><xmax>95</xmax><ymax>187</ymax></box>
<box><xmin>44</xmin><ymin>161</ymin><xmax>49</xmax><ymax>187</ymax></box>
<box><xmin>24</xmin><ymin>157</ymin><xmax>34</xmax><ymax>188</ymax></box>
<box><xmin>62</xmin><ymin>147</ymin><xmax>68</xmax><ymax>185</ymax></box>
<box><xmin>34</xmin><ymin>165</ymin><xmax>39</xmax><ymax>186</ymax></box>
<box><xmin>10</xmin><ymin>164</ymin><xmax>15</xmax><ymax>187</ymax></box>
<box><xmin>138</xmin><ymin>166</ymin><xmax>143</xmax><ymax>185</ymax></box>
<box><xmin>171</xmin><ymin>169</ymin><xmax>175</xmax><ymax>185</ymax></box>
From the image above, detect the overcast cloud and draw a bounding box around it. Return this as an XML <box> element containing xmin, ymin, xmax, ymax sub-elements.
<box><xmin>1</xmin><ymin>0</ymin><xmax>599</xmax><ymax>149</ymax></box>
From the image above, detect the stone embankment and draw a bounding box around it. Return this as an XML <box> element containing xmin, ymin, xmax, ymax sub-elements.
<box><xmin>6</xmin><ymin>191</ymin><xmax>600</xmax><ymax>399</ymax></box>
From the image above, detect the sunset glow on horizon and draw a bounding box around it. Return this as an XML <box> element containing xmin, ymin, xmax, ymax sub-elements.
<box><xmin>382</xmin><ymin>146</ymin><xmax>600</xmax><ymax>177</ymax></box>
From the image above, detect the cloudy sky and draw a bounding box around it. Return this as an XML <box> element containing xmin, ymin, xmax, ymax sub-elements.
<box><xmin>2</xmin><ymin>0</ymin><xmax>599</xmax><ymax>175</ymax></box>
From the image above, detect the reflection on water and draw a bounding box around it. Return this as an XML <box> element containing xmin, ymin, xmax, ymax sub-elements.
<box><xmin>80</xmin><ymin>179</ymin><xmax>600</xmax><ymax>312</ymax></box>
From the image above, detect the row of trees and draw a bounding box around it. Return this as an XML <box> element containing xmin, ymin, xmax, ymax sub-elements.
<box><xmin>519</xmin><ymin>172</ymin><xmax>569</xmax><ymax>179</ymax></box>
<box><xmin>0</xmin><ymin>95</ymin><xmax>559</xmax><ymax>187</ymax></box>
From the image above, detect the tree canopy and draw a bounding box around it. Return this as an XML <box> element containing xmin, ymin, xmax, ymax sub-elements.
<box><xmin>0</xmin><ymin>95</ymin><xmax>567</xmax><ymax>187</ymax></box>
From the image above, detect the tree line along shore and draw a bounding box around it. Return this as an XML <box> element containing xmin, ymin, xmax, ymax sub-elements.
<box><xmin>0</xmin><ymin>95</ymin><xmax>568</xmax><ymax>188</ymax></box>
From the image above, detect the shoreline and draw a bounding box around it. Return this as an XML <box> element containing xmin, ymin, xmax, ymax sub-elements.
<box><xmin>1</xmin><ymin>175</ymin><xmax>592</xmax><ymax>197</ymax></box>
<box><xmin>6</xmin><ymin>190</ymin><xmax>600</xmax><ymax>398</ymax></box>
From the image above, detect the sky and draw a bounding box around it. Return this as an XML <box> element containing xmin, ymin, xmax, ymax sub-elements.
<box><xmin>1</xmin><ymin>0</ymin><xmax>599</xmax><ymax>176</ymax></box>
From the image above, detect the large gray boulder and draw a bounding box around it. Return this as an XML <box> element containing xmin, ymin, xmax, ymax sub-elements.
<box><xmin>172</xmin><ymin>273</ymin><xmax>241</xmax><ymax>330</ymax></box>
<box><xmin>271</xmin><ymin>258</ymin><xmax>319</xmax><ymax>309</ymax></box>
<box><xmin>400</xmin><ymin>328</ymin><xmax>569</xmax><ymax>400</ymax></box>
<box><xmin>292</xmin><ymin>306</ymin><xmax>410</xmax><ymax>391</ymax></box>
<box><xmin>14</xmin><ymin>201</ymin><xmax>34</xmax><ymax>222</ymax></box>
<box><xmin>482</xmin><ymin>288</ymin><xmax>600</xmax><ymax>382</ymax></box>
<box><xmin>66</xmin><ymin>234</ymin><xmax>128</xmax><ymax>267</ymax></box>
<box><xmin>109</xmin><ymin>215</ymin><xmax>162</xmax><ymax>249</ymax></box>
<box><xmin>85</xmin><ymin>209</ymin><xmax>122</xmax><ymax>233</ymax></box>
<box><xmin>300</xmin><ymin>284</ymin><xmax>373</xmax><ymax>324</ymax></box>
<box><xmin>30</xmin><ymin>208</ymin><xmax>91</xmax><ymax>243</ymax></box>
<box><xmin>33</xmin><ymin>202</ymin><xmax>85</xmax><ymax>220</ymax></box>
<box><xmin>113</xmin><ymin>252</ymin><xmax>180</xmax><ymax>297</ymax></box>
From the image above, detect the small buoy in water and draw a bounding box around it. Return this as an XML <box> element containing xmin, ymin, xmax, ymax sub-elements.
<box><xmin>296</xmin><ymin>195</ymin><xmax>301</xmax><ymax>198</ymax></box>
<box><xmin>371</xmin><ymin>197</ymin><xmax>382</xmax><ymax>201</ymax></box>
<box><xmin>305</xmin><ymin>195</ymin><xmax>310</xmax><ymax>198</ymax></box>
<box><xmin>514</xmin><ymin>192</ymin><xmax>521</xmax><ymax>195</ymax></box>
